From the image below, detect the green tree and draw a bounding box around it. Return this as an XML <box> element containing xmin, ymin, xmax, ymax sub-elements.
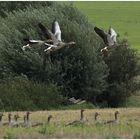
<box><xmin>0</xmin><ymin>2</ymin><xmax>108</xmax><ymax>110</ymax></box>
<box><xmin>0</xmin><ymin>1</ymin><xmax>54</xmax><ymax>18</ymax></box>
<box><xmin>98</xmin><ymin>41</ymin><xmax>140</xmax><ymax>107</ymax></box>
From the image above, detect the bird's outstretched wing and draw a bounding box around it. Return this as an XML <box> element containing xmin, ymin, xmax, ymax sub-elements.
<box><xmin>108</xmin><ymin>27</ymin><xmax>117</xmax><ymax>43</ymax></box>
<box><xmin>52</xmin><ymin>19</ymin><xmax>61</xmax><ymax>41</ymax></box>
<box><xmin>107</xmin><ymin>34</ymin><xmax>114</xmax><ymax>46</ymax></box>
<box><xmin>52</xmin><ymin>19</ymin><xmax>56</xmax><ymax>34</ymax></box>
<box><xmin>38</xmin><ymin>23</ymin><xmax>52</xmax><ymax>40</ymax></box>
<box><xmin>23</xmin><ymin>38</ymin><xmax>30</xmax><ymax>44</ymax></box>
<box><xmin>94</xmin><ymin>26</ymin><xmax>108</xmax><ymax>45</ymax></box>
<box><xmin>23</xmin><ymin>38</ymin><xmax>43</xmax><ymax>45</ymax></box>
<box><xmin>38</xmin><ymin>23</ymin><xmax>58</xmax><ymax>45</ymax></box>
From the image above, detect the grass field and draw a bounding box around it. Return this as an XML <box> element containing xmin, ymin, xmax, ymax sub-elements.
<box><xmin>74</xmin><ymin>1</ymin><xmax>140</xmax><ymax>51</ymax></box>
<box><xmin>0</xmin><ymin>108</ymin><xmax>140</xmax><ymax>139</ymax></box>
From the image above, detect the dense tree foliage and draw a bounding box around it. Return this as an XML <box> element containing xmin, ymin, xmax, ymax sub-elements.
<box><xmin>97</xmin><ymin>42</ymin><xmax>140</xmax><ymax>107</ymax></box>
<box><xmin>0</xmin><ymin>1</ymin><xmax>53</xmax><ymax>18</ymax></box>
<box><xmin>0</xmin><ymin>2</ymin><xmax>139</xmax><ymax>110</ymax></box>
<box><xmin>0</xmin><ymin>2</ymin><xmax>108</xmax><ymax>110</ymax></box>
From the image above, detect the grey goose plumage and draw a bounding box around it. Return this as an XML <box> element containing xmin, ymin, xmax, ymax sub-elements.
<box><xmin>38</xmin><ymin>20</ymin><xmax>75</xmax><ymax>54</ymax></box>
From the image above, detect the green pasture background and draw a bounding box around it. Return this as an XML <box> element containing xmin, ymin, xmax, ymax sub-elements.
<box><xmin>74</xmin><ymin>1</ymin><xmax>140</xmax><ymax>51</ymax></box>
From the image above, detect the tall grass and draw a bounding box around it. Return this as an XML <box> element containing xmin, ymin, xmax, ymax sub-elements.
<box><xmin>0</xmin><ymin>108</ymin><xmax>139</xmax><ymax>138</ymax></box>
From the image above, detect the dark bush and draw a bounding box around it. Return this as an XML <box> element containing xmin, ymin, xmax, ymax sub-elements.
<box><xmin>97</xmin><ymin>41</ymin><xmax>140</xmax><ymax>107</ymax></box>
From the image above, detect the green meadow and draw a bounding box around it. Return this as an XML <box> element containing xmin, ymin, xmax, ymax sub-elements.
<box><xmin>74</xmin><ymin>1</ymin><xmax>140</xmax><ymax>51</ymax></box>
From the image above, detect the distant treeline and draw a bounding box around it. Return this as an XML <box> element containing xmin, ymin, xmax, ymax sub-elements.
<box><xmin>0</xmin><ymin>2</ymin><xmax>139</xmax><ymax>110</ymax></box>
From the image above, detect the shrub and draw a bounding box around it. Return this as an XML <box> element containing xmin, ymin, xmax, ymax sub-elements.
<box><xmin>0</xmin><ymin>2</ymin><xmax>108</xmax><ymax>109</ymax></box>
<box><xmin>0</xmin><ymin>76</ymin><xmax>63</xmax><ymax>111</ymax></box>
<box><xmin>97</xmin><ymin>41</ymin><xmax>140</xmax><ymax>107</ymax></box>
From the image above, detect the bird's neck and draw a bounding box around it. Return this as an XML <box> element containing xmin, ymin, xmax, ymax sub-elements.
<box><xmin>8</xmin><ymin>115</ymin><xmax>11</xmax><ymax>123</ymax></box>
<box><xmin>27</xmin><ymin>114</ymin><xmax>29</xmax><ymax>122</ymax></box>
<box><xmin>95</xmin><ymin>115</ymin><xmax>97</xmax><ymax>121</ymax></box>
<box><xmin>0</xmin><ymin>116</ymin><xmax>2</xmax><ymax>122</ymax></box>
<box><xmin>115</xmin><ymin>113</ymin><xmax>118</xmax><ymax>120</ymax></box>
<box><xmin>48</xmin><ymin>117</ymin><xmax>51</xmax><ymax>123</ymax></box>
<box><xmin>80</xmin><ymin>111</ymin><xmax>84</xmax><ymax>121</ymax></box>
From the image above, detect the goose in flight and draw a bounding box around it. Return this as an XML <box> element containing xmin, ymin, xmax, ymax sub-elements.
<box><xmin>94</xmin><ymin>26</ymin><xmax>117</xmax><ymax>47</ymax></box>
<box><xmin>38</xmin><ymin>20</ymin><xmax>76</xmax><ymax>54</ymax></box>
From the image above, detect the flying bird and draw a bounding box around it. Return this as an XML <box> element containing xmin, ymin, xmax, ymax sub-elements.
<box><xmin>94</xmin><ymin>26</ymin><xmax>117</xmax><ymax>47</ymax></box>
<box><xmin>22</xmin><ymin>24</ymin><xmax>54</xmax><ymax>51</ymax></box>
<box><xmin>38</xmin><ymin>20</ymin><xmax>75</xmax><ymax>54</ymax></box>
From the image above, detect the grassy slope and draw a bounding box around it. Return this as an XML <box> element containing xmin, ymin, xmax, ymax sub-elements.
<box><xmin>74</xmin><ymin>1</ymin><xmax>140</xmax><ymax>51</ymax></box>
<box><xmin>0</xmin><ymin>108</ymin><xmax>140</xmax><ymax>138</ymax></box>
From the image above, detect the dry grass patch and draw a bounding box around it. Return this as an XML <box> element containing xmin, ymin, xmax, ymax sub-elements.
<box><xmin>0</xmin><ymin>108</ymin><xmax>140</xmax><ymax>138</ymax></box>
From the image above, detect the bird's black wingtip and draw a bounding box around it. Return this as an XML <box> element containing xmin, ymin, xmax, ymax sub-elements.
<box><xmin>38</xmin><ymin>23</ymin><xmax>44</xmax><ymax>28</ymax></box>
<box><xmin>38</xmin><ymin>23</ymin><xmax>47</xmax><ymax>32</ymax></box>
<box><xmin>94</xmin><ymin>26</ymin><xmax>98</xmax><ymax>30</ymax></box>
<box><xmin>23</xmin><ymin>38</ymin><xmax>29</xmax><ymax>42</ymax></box>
